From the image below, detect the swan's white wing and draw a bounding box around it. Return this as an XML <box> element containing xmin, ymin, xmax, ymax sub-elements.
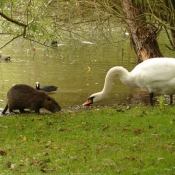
<box><xmin>131</xmin><ymin>58</ymin><xmax>175</xmax><ymax>93</ymax></box>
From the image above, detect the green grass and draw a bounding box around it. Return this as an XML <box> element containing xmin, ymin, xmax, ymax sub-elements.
<box><xmin>0</xmin><ymin>105</ymin><xmax>175</xmax><ymax>174</ymax></box>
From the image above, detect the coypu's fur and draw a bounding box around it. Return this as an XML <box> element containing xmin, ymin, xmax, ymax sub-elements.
<box><xmin>2</xmin><ymin>84</ymin><xmax>61</xmax><ymax>114</ymax></box>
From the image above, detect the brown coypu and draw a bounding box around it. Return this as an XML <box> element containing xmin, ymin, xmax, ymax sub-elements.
<box><xmin>2</xmin><ymin>84</ymin><xmax>61</xmax><ymax>114</ymax></box>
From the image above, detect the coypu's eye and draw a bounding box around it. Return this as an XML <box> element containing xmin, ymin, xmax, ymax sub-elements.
<box><xmin>47</xmin><ymin>97</ymin><xmax>51</xmax><ymax>101</ymax></box>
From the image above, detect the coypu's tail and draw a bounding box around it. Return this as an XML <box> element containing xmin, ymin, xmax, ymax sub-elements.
<box><xmin>2</xmin><ymin>104</ymin><xmax>8</xmax><ymax>114</ymax></box>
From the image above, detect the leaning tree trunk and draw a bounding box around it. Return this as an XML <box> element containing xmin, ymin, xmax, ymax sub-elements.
<box><xmin>171</xmin><ymin>30</ymin><xmax>175</xmax><ymax>50</ymax></box>
<box><xmin>121</xmin><ymin>0</ymin><xmax>163</xmax><ymax>63</ymax></box>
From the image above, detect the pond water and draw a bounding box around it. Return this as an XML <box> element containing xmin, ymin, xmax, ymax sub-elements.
<box><xmin>0</xmin><ymin>34</ymin><xmax>174</xmax><ymax>112</ymax></box>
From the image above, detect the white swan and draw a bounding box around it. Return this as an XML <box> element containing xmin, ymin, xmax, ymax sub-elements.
<box><xmin>83</xmin><ymin>57</ymin><xmax>175</xmax><ymax>106</ymax></box>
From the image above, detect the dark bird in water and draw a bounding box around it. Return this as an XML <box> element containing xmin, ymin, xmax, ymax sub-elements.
<box><xmin>49</xmin><ymin>40</ymin><xmax>58</xmax><ymax>46</ymax></box>
<box><xmin>48</xmin><ymin>40</ymin><xmax>65</xmax><ymax>47</ymax></box>
<box><xmin>0</xmin><ymin>56</ymin><xmax>11</xmax><ymax>61</ymax></box>
<box><xmin>36</xmin><ymin>82</ymin><xmax>58</xmax><ymax>92</ymax></box>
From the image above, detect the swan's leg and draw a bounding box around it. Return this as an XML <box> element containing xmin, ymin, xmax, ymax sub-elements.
<box><xmin>150</xmin><ymin>92</ymin><xmax>154</xmax><ymax>105</ymax></box>
<box><xmin>170</xmin><ymin>95</ymin><xmax>173</xmax><ymax>105</ymax></box>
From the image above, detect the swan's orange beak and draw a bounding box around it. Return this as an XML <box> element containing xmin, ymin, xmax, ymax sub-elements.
<box><xmin>83</xmin><ymin>98</ymin><xmax>93</xmax><ymax>106</ymax></box>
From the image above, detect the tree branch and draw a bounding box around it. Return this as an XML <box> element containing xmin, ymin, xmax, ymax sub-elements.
<box><xmin>0</xmin><ymin>12</ymin><xmax>27</xmax><ymax>27</ymax></box>
<box><xmin>0</xmin><ymin>34</ymin><xmax>23</xmax><ymax>49</ymax></box>
<box><xmin>0</xmin><ymin>12</ymin><xmax>28</xmax><ymax>37</ymax></box>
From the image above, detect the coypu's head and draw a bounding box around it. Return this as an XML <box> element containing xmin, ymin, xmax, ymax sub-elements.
<box><xmin>43</xmin><ymin>96</ymin><xmax>61</xmax><ymax>112</ymax></box>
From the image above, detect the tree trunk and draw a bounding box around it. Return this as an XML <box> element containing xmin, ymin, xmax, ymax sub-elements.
<box><xmin>121</xmin><ymin>0</ymin><xmax>163</xmax><ymax>63</ymax></box>
<box><xmin>171</xmin><ymin>30</ymin><xmax>175</xmax><ymax>49</ymax></box>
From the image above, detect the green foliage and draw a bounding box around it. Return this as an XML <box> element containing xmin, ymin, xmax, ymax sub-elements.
<box><xmin>0</xmin><ymin>0</ymin><xmax>175</xmax><ymax>50</ymax></box>
<box><xmin>0</xmin><ymin>105</ymin><xmax>175</xmax><ymax>174</ymax></box>
<box><xmin>134</xmin><ymin>0</ymin><xmax>142</xmax><ymax>5</ymax></box>
<box><xmin>0</xmin><ymin>0</ymin><xmax>8</xmax><ymax>6</ymax></box>
<box><xmin>0</xmin><ymin>1</ymin><xmax>60</xmax><ymax>45</ymax></box>
<box><xmin>0</xmin><ymin>0</ymin><xmax>112</xmax><ymax>48</ymax></box>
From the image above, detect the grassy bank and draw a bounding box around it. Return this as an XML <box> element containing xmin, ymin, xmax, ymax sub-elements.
<box><xmin>0</xmin><ymin>105</ymin><xmax>175</xmax><ymax>174</ymax></box>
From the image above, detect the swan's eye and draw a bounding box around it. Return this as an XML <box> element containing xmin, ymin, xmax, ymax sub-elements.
<box><xmin>89</xmin><ymin>96</ymin><xmax>95</xmax><ymax>100</ymax></box>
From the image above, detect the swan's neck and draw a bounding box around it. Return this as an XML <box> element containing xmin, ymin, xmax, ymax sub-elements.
<box><xmin>102</xmin><ymin>66</ymin><xmax>130</xmax><ymax>93</ymax></box>
<box><xmin>93</xmin><ymin>67</ymin><xmax>131</xmax><ymax>102</ymax></box>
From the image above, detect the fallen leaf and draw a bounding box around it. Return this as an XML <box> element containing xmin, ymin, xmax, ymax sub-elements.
<box><xmin>134</xmin><ymin>129</ymin><xmax>142</xmax><ymax>134</ymax></box>
<box><xmin>51</xmin><ymin>146</ymin><xmax>61</xmax><ymax>150</ymax></box>
<box><xmin>22</xmin><ymin>136</ymin><xmax>26</xmax><ymax>141</ymax></box>
<box><xmin>102</xmin><ymin>126</ymin><xmax>109</xmax><ymax>131</ymax></box>
<box><xmin>41</xmin><ymin>167</ymin><xmax>56</xmax><ymax>173</ymax></box>
<box><xmin>87</xmin><ymin>66</ymin><xmax>91</xmax><ymax>72</ymax></box>
<box><xmin>6</xmin><ymin>162</ymin><xmax>15</xmax><ymax>169</ymax></box>
<box><xmin>30</xmin><ymin>158</ymin><xmax>51</xmax><ymax>167</ymax></box>
<box><xmin>149</xmin><ymin>125</ymin><xmax>153</xmax><ymax>129</ymax></box>
<box><xmin>157</xmin><ymin>157</ymin><xmax>164</xmax><ymax>161</ymax></box>
<box><xmin>102</xmin><ymin>158</ymin><xmax>116</xmax><ymax>167</ymax></box>
<box><xmin>0</xmin><ymin>148</ymin><xmax>7</xmax><ymax>156</ymax></box>
<box><xmin>0</xmin><ymin>125</ymin><xmax>8</xmax><ymax>129</ymax></box>
<box><xmin>123</xmin><ymin>128</ymin><xmax>131</xmax><ymax>131</ymax></box>
<box><xmin>70</xmin><ymin>156</ymin><xmax>78</xmax><ymax>161</ymax></box>
<box><xmin>57</xmin><ymin>127</ymin><xmax>69</xmax><ymax>132</ymax></box>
